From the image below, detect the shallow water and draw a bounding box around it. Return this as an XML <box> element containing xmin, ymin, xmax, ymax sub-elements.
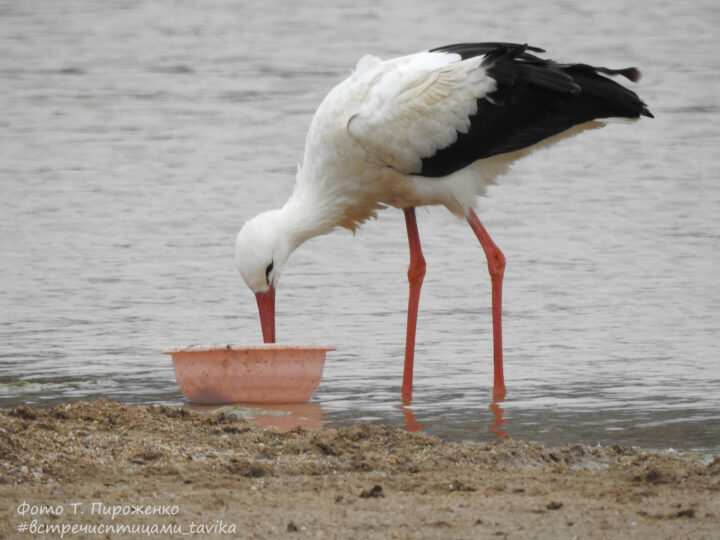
<box><xmin>1</xmin><ymin>0</ymin><xmax>719</xmax><ymax>452</ymax></box>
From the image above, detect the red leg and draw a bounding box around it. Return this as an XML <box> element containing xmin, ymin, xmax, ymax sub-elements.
<box><xmin>466</xmin><ymin>208</ymin><xmax>507</xmax><ymax>399</ymax></box>
<box><xmin>402</xmin><ymin>207</ymin><xmax>426</xmax><ymax>401</ymax></box>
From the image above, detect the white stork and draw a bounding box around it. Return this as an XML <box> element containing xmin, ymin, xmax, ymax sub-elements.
<box><xmin>234</xmin><ymin>42</ymin><xmax>653</xmax><ymax>400</ymax></box>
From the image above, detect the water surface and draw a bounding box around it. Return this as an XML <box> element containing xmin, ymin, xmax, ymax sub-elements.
<box><xmin>1</xmin><ymin>0</ymin><xmax>719</xmax><ymax>453</ymax></box>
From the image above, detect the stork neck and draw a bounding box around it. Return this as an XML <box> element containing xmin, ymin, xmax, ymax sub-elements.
<box><xmin>278</xmin><ymin>189</ymin><xmax>336</xmax><ymax>252</ymax></box>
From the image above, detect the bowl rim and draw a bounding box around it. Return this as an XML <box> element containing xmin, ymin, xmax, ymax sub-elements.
<box><xmin>163</xmin><ymin>343</ymin><xmax>335</xmax><ymax>354</ymax></box>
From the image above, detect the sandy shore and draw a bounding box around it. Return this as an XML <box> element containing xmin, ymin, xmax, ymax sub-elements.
<box><xmin>1</xmin><ymin>400</ymin><xmax>717</xmax><ymax>539</ymax></box>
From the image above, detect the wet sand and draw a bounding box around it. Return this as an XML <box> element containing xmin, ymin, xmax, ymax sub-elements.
<box><xmin>1</xmin><ymin>400</ymin><xmax>718</xmax><ymax>539</ymax></box>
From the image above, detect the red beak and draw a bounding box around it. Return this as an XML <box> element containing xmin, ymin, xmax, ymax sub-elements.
<box><xmin>255</xmin><ymin>287</ymin><xmax>275</xmax><ymax>343</ymax></box>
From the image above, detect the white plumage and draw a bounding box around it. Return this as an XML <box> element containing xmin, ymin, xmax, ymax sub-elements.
<box><xmin>293</xmin><ymin>49</ymin><xmax>505</xmax><ymax>230</ymax></box>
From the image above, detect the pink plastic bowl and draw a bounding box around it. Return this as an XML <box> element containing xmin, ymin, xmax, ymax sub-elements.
<box><xmin>163</xmin><ymin>344</ymin><xmax>334</xmax><ymax>404</ymax></box>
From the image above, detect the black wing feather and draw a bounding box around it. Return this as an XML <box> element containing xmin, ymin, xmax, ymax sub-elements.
<box><xmin>419</xmin><ymin>43</ymin><xmax>653</xmax><ymax>178</ymax></box>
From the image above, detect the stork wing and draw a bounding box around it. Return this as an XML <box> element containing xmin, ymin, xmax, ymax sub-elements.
<box><xmin>348</xmin><ymin>43</ymin><xmax>652</xmax><ymax>178</ymax></box>
<box><xmin>347</xmin><ymin>50</ymin><xmax>494</xmax><ymax>175</ymax></box>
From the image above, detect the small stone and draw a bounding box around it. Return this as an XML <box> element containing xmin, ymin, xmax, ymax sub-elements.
<box><xmin>359</xmin><ymin>484</ymin><xmax>384</xmax><ymax>498</ymax></box>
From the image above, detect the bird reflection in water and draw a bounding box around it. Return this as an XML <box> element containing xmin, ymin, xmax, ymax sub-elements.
<box><xmin>188</xmin><ymin>397</ymin><xmax>505</xmax><ymax>439</ymax></box>
<box><xmin>488</xmin><ymin>397</ymin><xmax>507</xmax><ymax>438</ymax></box>
<box><xmin>398</xmin><ymin>395</ymin><xmax>424</xmax><ymax>433</ymax></box>
<box><xmin>399</xmin><ymin>395</ymin><xmax>507</xmax><ymax>439</ymax></box>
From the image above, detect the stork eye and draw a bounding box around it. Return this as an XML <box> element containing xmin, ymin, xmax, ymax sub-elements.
<box><xmin>265</xmin><ymin>260</ymin><xmax>274</xmax><ymax>286</ymax></box>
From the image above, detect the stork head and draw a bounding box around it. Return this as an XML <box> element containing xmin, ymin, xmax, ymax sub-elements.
<box><xmin>234</xmin><ymin>210</ymin><xmax>291</xmax><ymax>343</ymax></box>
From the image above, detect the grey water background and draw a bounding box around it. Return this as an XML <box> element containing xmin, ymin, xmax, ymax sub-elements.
<box><xmin>1</xmin><ymin>0</ymin><xmax>719</xmax><ymax>453</ymax></box>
